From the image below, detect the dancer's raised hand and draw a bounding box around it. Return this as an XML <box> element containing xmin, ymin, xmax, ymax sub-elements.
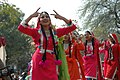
<box><xmin>50</xmin><ymin>10</ymin><xmax>63</xmax><ymax>20</ymax></box>
<box><xmin>30</xmin><ymin>7</ymin><xmax>41</xmax><ymax>17</ymax></box>
<box><xmin>51</xmin><ymin>10</ymin><xmax>71</xmax><ymax>24</ymax></box>
<box><xmin>24</xmin><ymin>8</ymin><xmax>40</xmax><ymax>24</ymax></box>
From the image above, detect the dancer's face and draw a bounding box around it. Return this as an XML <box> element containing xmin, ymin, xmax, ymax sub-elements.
<box><xmin>84</xmin><ymin>32</ymin><xmax>92</xmax><ymax>41</ymax></box>
<box><xmin>64</xmin><ymin>34</ymin><xmax>70</xmax><ymax>41</ymax></box>
<box><xmin>39</xmin><ymin>12</ymin><xmax>51</xmax><ymax>26</ymax></box>
<box><xmin>78</xmin><ymin>34</ymin><xmax>83</xmax><ymax>40</ymax></box>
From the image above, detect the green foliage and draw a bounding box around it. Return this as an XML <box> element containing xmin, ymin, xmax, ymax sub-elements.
<box><xmin>78</xmin><ymin>0</ymin><xmax>120</xmax><ymax>39</ymax></box>
<box><xmin>0</xmin><ymin>1</ymin><xmax>33</xmax><ymax>71</ymax></box>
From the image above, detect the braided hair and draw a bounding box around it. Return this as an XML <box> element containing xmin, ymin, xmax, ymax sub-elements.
<box><xmin>40</xmin><ymin>25</ymin><xmax>47</xmax><ymax>61</ymax></box>
<box><xmin>49</xmin><ymin>27</ymin><xmax>58</xmax><ymax>60</ymax></box>
<box><xmin>84</xmin><ymin>31</ymin><xmax>94</xmax><ymax>56</ymax></box>
<box><xmin>38</xmin><ymin>11</ymin><xmax>58</xmax><ymax>61</ymax></box>
<box><xmin>63</xmin><ymin>34</ymin><xmax>72</xmax><ymax>58</ymax></box>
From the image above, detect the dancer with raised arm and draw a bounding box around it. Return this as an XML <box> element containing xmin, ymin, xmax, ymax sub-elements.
<box><xmin>18</xmin><ymin>8</ymin><xmax>76</xmax><ymax>80</ymax></box>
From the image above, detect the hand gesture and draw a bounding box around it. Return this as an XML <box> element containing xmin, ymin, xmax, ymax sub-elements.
<box><xmin>31</xmin><ymin>8</ymin><xmax>40</xmax><ymax>17</ymax></box>
<box><xmin>51</xmin><ymin>10</ymin><xmax>63</xmax><ymax>20</ymax></box>
<box><xmin>51</xmin><ymin>10</ymin><xmax>70</xmax><ymax>24</ymax></box>
<box><xmin>24</xmin><ymin>8</ymin><xmax>41</xmax><ymax>23</ymax></box>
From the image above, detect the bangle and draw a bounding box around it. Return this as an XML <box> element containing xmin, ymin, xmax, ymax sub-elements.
<box><xmin>67</xmin><ymin>20</ymin><xmax>72</xmax><ymax>26</ymax></box>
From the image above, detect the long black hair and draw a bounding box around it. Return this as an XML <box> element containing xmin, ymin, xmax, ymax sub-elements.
<box><xmin>84</xmin><ymin>31</ymin><xmax>94</xmax><ymax>56</ymax></box>
<box><xmin>49</xmin><ymin>27</ymin><xmax>58</xmax><ymax>60</ymax></box>
<box><xmin>39</xmin><ymin>11</ymin><xmax>58</xmax><ymax>61</ymax></box>
<box><xmin>63</xmin><ymin>34</ymin><xmax>72</xmax><ymax>58</ymax></box>
<box><xmin>40</xmin><ymin>25</ymin><xmax>47</xmax><ymax>61</ymax></box>
<box><xmin>40</xmin><ymin>25</ymin><xmax>59</xmax><ymax>61</ymax></box>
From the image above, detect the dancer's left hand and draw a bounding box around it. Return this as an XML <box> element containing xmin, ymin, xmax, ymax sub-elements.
<box><xmin>51</xmin><ymin>10</ymin><xmax>63</xmax><ymax>20</ymax></box>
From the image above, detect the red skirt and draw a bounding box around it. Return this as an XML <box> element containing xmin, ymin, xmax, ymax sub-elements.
<box><xmin>105</xmin><ymin>61</ymin><xmax>118</xmax><ymax>79</ymax></box>
<box><xmin>66</xmin><ymin>56</ymin><xmax>80</xmax><ymax>80</ymax></box>
<box><xmin>31</xmin><ymin>48</ymin><xmax>58</xmax><ymax>80</ymax></box>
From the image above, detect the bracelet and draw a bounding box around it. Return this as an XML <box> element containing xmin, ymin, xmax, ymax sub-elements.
<box><xmin>67</xmin><ymin>20</ymin><xmax>72</xmax><ymax>26</ymax></box>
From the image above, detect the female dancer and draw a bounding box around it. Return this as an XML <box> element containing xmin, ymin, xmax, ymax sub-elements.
<box><xmin>63</xmin><ymin>33</ymin><xmax>81</xmax><ymax>80</ymax></box>
<box><xmin>18</xmin><ymin>8</ymin><xmax>76</xmax><ymax>80</ymax></box>
<box><xmin>104</xmin><ymin>33</ymin><xmax>120</xmax><ymax>80</ymax></box>
<box><xmin>83</xmin><ymin>31</ymin><xmax>102</xmax><ymax>80</ymax></box>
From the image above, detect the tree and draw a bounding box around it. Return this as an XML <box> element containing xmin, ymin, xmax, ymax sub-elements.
<box><xmin>78</xmin><ymin>0</ymin><xmax>120</xmax><ymax>39</ymax></box>
<box><xmin>0</xmin><ymin>1</ymin><xmax>33</xmax><ymax>71</ymax></box>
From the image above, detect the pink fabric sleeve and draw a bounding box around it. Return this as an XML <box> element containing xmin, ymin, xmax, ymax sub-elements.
<box><xmin>56</xmin><ymin>24</ymin><xmax>76</xmax><ymax>37</ymax></box>
<box><xmin>18</xmin><ymin>24</ymin><xmax>37</xmax><ymax>37</ymax></box>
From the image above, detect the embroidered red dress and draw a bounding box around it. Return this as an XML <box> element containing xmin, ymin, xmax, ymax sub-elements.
<box><xmin>64</xmin><ymin>39</ymin><xmax>80</xmax><ymax>80</ymax></box>
<box><xmin>83</xmin><ymin>38</ymin><xmax>101</xmax><ymax>79</ymax></box>
<box><xmin>18</xmin><ymin>24</ymin><xmax>76</xmax><ymax>80</ymax></box>
<box><xmin>104</xmin><ymin>34</ymin><xmax>120</xmax><ymax>79</ymax></box>
<box><xmin>76</xmin><ymin>40</ymin><xmax>86</xmax><ymax>80</ymax></box>
<box><xmin>104</xmin><ymin>44</ymin><xmax>119</xmax><ymax>79</ymax></box>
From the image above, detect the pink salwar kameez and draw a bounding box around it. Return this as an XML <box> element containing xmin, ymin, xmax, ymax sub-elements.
<box><xmin>18</xmin><ymin>24</ymin><xmax>76</xmax><ymax>80</ymax></box>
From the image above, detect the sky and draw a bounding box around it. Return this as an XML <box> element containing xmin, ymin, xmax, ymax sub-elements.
<box><xmin>8</xmin><ymin>0</ymin><xmax>84</xmax><ymax>28</ymax></box>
